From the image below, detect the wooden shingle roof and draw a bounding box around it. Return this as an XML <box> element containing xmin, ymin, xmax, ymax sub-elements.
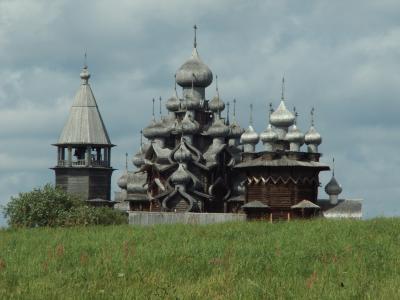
<box><xmin>57</xmin><ymin>66</ymin><xmax>112</xmax><ymax>146</ymax></box>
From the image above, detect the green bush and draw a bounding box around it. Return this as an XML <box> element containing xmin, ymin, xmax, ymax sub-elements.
<box><xmin>2</xmin><ymin>184</ymin><xmax>127</xmax><ymax>227</ymax></box>
<box><xmin>59</xmin><ymin>206</ymin><xmax>127</xmax><ymax>226</ymax></box>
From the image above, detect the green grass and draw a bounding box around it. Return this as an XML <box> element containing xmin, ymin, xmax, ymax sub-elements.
<box><xmin>1</xmin><ymin>219</ymin><xmax>400</xmax><ymax>299</ymax></box>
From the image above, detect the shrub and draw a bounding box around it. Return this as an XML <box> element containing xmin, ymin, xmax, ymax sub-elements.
<box><xmin>60</xmin><ymin>206</ymin><xmax>128</xmax><ymax>226</ymax></box>
<box><xmin>2</xmin><ymin>184</ymin><xmax>127</xmax><ymax>227</ymax></box>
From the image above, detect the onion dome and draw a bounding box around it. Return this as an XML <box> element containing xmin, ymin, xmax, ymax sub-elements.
<box><xmin>170</xmin><ymin>164</ymin><xmax>191</xmax><ymax>185</ymax></box>
<box><xmin>166</xmin><ymin>83</ymin><xmax>180</xmax><ymax>112</ymax></box>
<box><xmin>270</xmin><ymin>100</ymin><xmax>295</xmax><ymax>128</ymax></box>
<box><xmin>325</xmin><ymin>176</ymin><xmax>342</xmax><ymax>196</ymax></box>
<box><xmin>270</xmin><ymin>78</ymin><xmax>295</xmax><ymax>128</ymax></box>
<box><xmin>117</xmin><ymin>170</ymin><xmax>128</xmax><ymax>189</ymax></box>
<box><xmin>143</xmin><ymin>120</ymin><xmax>171</xmax><ymax>139</ymax></box>
<box><xmin>260</xmin><ymin>124</ymin><xmax>278</xmax><ymax>143</ymax></box>
<box><xmin>174</xmin><ymin>140</ymin><xmax>192</xmax><ymax>162</ymax></box>
<box><xmin>305</xmin><ymin>126</ymin><xmax>322</xmax><ymax>145</ymax></box>
<box><xmin>286</xmin><ymin>124</ymin><xmax>305</xmax><ymax>145</ymax></box>
<box><xmin>305</xmin><ymin>108</ymin><xmax>322</xmax><ymax>145</ymax></box>
<box><xmin>229</xmin><ymin>121</ymin><xmax>244</xmax><ymax>138</ymax></box>
<box><xmin>209</xmin><ymin>95</ymin><xmax>225</xmax><ymax>112</ymax></box>
<box><xmin>176</xmin><ymin>48</ymin><xmax>213</xmax><ymax>88</ymax></box>
<box><xmin>132</xmin><ymin>145</ymin><xmax>145</xmax><ymax>167</ymax></box>
<box><xmin>127</xmin><ymin>178</ymin><xmax>146</xmax><ymax>194</ymax></box>
<box><xmin>240</xmin><ymin>125</ymin><xmax>259</xmax><ymax>145</ymax></box>
<box><xmin>208</xmin><ymin>75</ymin><xmax>225</xmax><ymax>113</ymax></box>
<box><xmin>228</xmin><ymin>99</ymin><xmax>244</xmax><ymax>138</ymax></box>
<box><xmin>175</xmin><ymin>112</ymin><xmax>199</xmax><ymax>135</ymax></box>
<box><xmin>175</xmin><ymin>25</ymin><xmax>213</xmax><ymax>88</ymax></box>
<box><xmin>132</xmin><ymin>152</ymin><xmax>144</xmax><ymax>168</ymax></box>
<box><xmin>207</xmin><ymin>118</ymin><xmax>230</xmax><ymax>138</ymax></box>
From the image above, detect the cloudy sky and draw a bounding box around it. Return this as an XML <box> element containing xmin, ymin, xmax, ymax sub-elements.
<box><xmin>1</xmin><ymin>0</ymin><xmax>399</xmax><ymax>225</ymax></box>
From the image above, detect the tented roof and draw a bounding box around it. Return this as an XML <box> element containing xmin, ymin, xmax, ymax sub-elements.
<box><xmin>57</xmin><ymin>66</ymin><xmax>112</xmax><ymax>146</ymax></box>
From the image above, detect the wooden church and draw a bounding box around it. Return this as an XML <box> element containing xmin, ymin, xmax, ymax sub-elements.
<box><xmin>54</xmin><ymin>26</ymin><xmax>361</xmax><ymax>220</ymax></box>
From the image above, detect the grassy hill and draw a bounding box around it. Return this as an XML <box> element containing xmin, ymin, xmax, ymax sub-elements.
<box><xmin>0</xmin><ymin>218</ymin><xmax>399</xmax><ymax>299</ymax></box>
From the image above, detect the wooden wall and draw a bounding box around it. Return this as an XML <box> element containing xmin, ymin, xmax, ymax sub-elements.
<box><xmin>55</xmin><ymin>167</ymin><xmax>113</xmax><ymax>200</ymax></box>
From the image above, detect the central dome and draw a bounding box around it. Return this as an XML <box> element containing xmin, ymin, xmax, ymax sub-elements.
<box><xmin>176</xmin><ymin>48</ymin><xmax>213</xmax><ymax>88</ymax></box>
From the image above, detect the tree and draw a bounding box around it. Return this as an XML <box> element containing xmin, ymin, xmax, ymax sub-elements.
<box><xmin>2</xmin><ymin>184</ymin><xmax>127</xmax><ymax>227</ymax></box>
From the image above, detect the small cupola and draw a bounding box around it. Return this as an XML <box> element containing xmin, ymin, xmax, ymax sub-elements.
<box><xmin>208</xmin><ymin>75</ymin><xmax>225</xmax><ymax>116</ymax></box>
<box><xmin>260</xmin><ymin>103</ymin><xmax>278</xmax><ymax>151</ymax></box>
<box><xmin>285</xmin><ymin>107</ymin><xmax>304</xmax><ymax>151</ymax></box>
<box><xmin>325</xmin><ymin>158</ymin><xmax>343</xmax><ymax>205</ymax></box>
<box><xmin>173</xmin><ymin>137</ymin><xmax>193</xmax><ymax>163</ymax></box>
<box><xmin>240</xmin><ymin>104</ymin><xmax>259</xmax><ymax>152</ymax></box>
<box><xmin>166</xmin><ymin>76</ymin><xmax>181</xmax><ymax>112</ymax></box>
<box><xmin>170</xmin><ymin>163</ymin><xmax>191</xmax><ymax>187</ymax></box>
<box><xmin>305</xmin><ymin>107</ymin><xmax>322</xmax><ymax>153</ymax></box>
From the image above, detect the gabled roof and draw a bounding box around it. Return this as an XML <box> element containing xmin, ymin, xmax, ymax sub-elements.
<box><xmin>57</xmin><ymin>66</ymin><xmax>112</xmax><ymax>146</ymax></box>
<box><xmin>318</xmin><ymin>199</ymin><xmax>362</xmax><ymax>219</ymax></box>
<box><xmin>242</xmin><ymin>200</ymin><xmax>269</xmax><ymax>209</ymax></box>
<box><xmin>291</xmin><ymin>199</ymin><xmax>320</xmax><ymax>209</ymax></box>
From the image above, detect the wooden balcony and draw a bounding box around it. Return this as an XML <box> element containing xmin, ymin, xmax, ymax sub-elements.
<box><xmin>57</xmin><ymin>159</ymin><xmax>109</xmax><ymax>167</ymax></box>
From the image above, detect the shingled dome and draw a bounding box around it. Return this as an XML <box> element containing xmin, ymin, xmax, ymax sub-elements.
<box><xmin>270</xmin><ymin>100</ymin><xmax>295</xmax><ymax>128</ymax></box>
<box><xmin>166</xmin><ymin>89</ymin><xmax>180</xmax><ymax>112</ymax></box>
<box><xmin>143</xmin><ymin>120</ymin><xmax>171</xmax><ymax>139</ymax></box>
<box><xmin>57</xmin><ymin>65</ymin><xmax>112</xmax><ymax>146</ymax></box>
<box><xmin>305</xmin><ymin>126</ymin><xmax>322</xmax><ymax>145</ymax></box>
<box><xmin>286</xmin><ymin>124</ymin><xmax>305</xmax><ymax>144</ymax></box>
<box><xmin>240</xmin><ymin>125</ymin><xmax>259</xmax><ymax>145</ymax></box>
<box><xmin>175</xmin><ymin>113</ymin><xmax>199</xmax><ymax>135</ymax></box>
<box><xmin>325</xmin><ymin>176</ymin><xmax>342</xmax><ymax>196</ymax></box>
<box><xmin>173</xmin><ymin>140</ymin><xmax>193</xmax><ymax>162</ymax></box>
<box><xmin>207</xmin><ymin>118</ymin><xmax>230</xmax><ymax>137</ymax></box>
<box><xmin>229</xmin><ymin>121</ymin><xmax>245</xmax><ymax>138</ymax></box>
<box><xmin>176</xmin><ymin>48</ymin><xmax>213</xmax><ymax>88</ymax></box>
<box><xmin>170</xmin><ymin>164</ymin><xmax>191</xmax><ymax>185</ymax></box>
<box><xmin>260</xmin><ymin>124</ymin><xmax>278</xmax><ymax>143</ymax></box>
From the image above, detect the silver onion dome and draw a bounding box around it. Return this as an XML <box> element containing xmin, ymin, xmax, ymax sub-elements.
<box><xmin>143</xmin><ymin>119</ymin><xmax>171</xmax><ymax>139</ymax></box>
<box><xmin>170</xmin><ymin>164</ymin><xmax>191</xmax><ymax>185</ymax></box>
<box><xmin>305</xmin><ymin>126</ymin><xmax>322</xmax><ymax>145</ymax></box>
<box><xmin>229</xmin><ymin>121</ymin><xmax>245</xmax><ymax>138</ymax></box>
<box><xmin>174</xmin><ymin>141</ymin><xmax>192</xmax><ymax>162</ymax></box>
<box><xmin>209</xmin><ymin>95</ymin><xmax>225</xmax><ymax>113</ymax></box>
<box><xmin>270</xmin><ymin>100</ymin><xmax>295</xmax><ymax>128</ymax></box>
<box><xmin>325</xmin><ymin>176</ymin><xmax>342</xmax><ymax>196</ymax></box>
<box><xmin>209</xmin><ymin>76</ymin><xmax>225</xmax><ymax>112</ymax></box>
<box><xmin>305</xmin><ymin>108</ymin><xmax>322</xmax><ymax>145</ymax></box>
<box><xmin>117</xmin><ymin>170</ymin><xmax>128</xmax><ymax>189</ymax></box>
<box><xmin>240</xmin><ymin>125</ymin><xmax>259</xmax><ymax>145</ymax></box>
<box><xmin>260</xmin><ymin>124</ymin><xmax>278</xmax><ymax>143</ymax></box>
<box><xmin>286</xmin><ymin>124</ymin><xmax>305</xmax><ymax>145</ymax></box>
<box><xmin>166</xmin><ymin>91</ymin><xmax>180</xmax><ymax>112</ymax></box>
<box><xmin>207</xmin><ymin>118</ymin><xmax>230</xmax><ymax>137</ymax></box>
<box><xmin>175</xmin><ymin>113</ymin><xmax>199</xmax><ymax>135</ymax></box>
<box><xmin>175</xmin><ymin>47</ymin><xmax>213</xmax><ymax>88</ymax></box>
<box><xmin>127</xmin><ymin>177</ymin><xmax>146</xmax><ymax>194</ymax></box>
<box><xmin>132</xmin><ymin>147</ymin><xmax>145</xmax><ymax>168</ymax></box>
